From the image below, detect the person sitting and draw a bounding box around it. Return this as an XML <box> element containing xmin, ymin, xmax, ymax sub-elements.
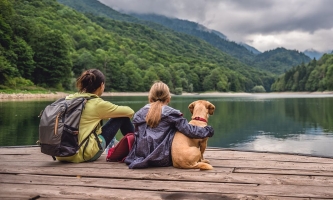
<box><xmin>57</xmin><ymin>69</ymin><xmax>135</xmax><ymax>163</ymax></box>
<box><xmin>124</xmin><ymin>81</ymin><xmax>214</xmax><ymax>168</ymax></box>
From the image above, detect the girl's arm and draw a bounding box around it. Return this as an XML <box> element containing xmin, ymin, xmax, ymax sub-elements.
<box><xmin>171</xmin><ymin>115</ymin><xmax>214</xmax><ymax>139</ymax></box>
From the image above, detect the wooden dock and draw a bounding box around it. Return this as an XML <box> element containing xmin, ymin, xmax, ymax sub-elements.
<box><xmin>1</xmin><ymin>147</ymin><xmax>333</xmax><ymax>199</ymax></box>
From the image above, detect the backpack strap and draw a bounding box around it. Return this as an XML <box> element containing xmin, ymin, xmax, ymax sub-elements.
<box><xmin>78</xmin><ymin>96</ymin><xmax>102</xmax><ymax>161</ymax></box>
<box><xmin>93</xmin><ymin>131</ymin><xmax>103</xmax><ymax>150</ymax></box>
<box><xmin>78</xmin><ymin>123</ymin><xmax>99</xmax><ymax>149</ymax></box>
<box><xmin>81</xmin><ymin>121</ymin><xmax>103</xmax><ymax>161</ymax></box>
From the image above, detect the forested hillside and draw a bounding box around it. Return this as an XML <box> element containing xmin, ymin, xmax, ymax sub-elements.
<box><xmin>251</xmin><ymin>48</ymin><xmax>311</xmax><ymax>74</ymax></box>
<box><xmin>130</xmin><ymin>13</ymin><xmax>256</xmax><ymax>64</ymax></box>
<box><xmin>0</xmin><ymin>0</ymin><xmax>275</xmax><ymax>93</ymax></box>
<box><xmin>58</xmin><ymin>0</ymin><xmax>255</xmax><ymax>65</ymax></box>
<box><xmin>271</xmin><ymin>53</ymin><xmax>333</xmax><ymax>91</ymax></box>
<box><xmin>124</xmin><ymin>13</ymin><xmax>311</xmax><ymax>74</ymax></box>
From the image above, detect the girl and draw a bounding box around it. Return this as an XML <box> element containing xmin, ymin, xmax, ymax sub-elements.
<box><xmin>125</xmin><ymin>81</ymin><xmax>214</xmax><ymax>168</ymax></box>
<box><xmin>57</xmin><ymin>69</ymin><xmax>135</xmax><ymax>163</ymax></box>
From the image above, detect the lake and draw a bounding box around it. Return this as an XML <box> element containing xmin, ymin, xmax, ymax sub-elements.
<box><xmin>1</xmin><ymin>94</ymin><xmax>333</xmax><ymax>157</ymax></box>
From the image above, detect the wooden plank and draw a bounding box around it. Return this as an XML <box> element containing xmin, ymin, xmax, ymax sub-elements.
<box><xmin>210</xmin><ymin>159</ymin><xmax>333</xmax><ymax>171</ymax></box>
<box><xmin>0</xmin><ymin>174</ymin><xmax>332</xmax><ymax>198</ymax></box>
<box><xmin>0</xmin><ymin>182</ymin><xmax>169</xmax><ymax>200</ymax></box>
<box><xmin>235</xmin><ymin>167</ymin><xmax>333</xmax><ymax>176</ymax></box>
<box><xmin>0</xmin><ymin>160</ymin><xmax>231</xmax><ymax>172</ymax></box>
<box><xmin>2</xmin><ymin>157</ymin><xmax>333</xmax><ymax>177</ymax></box>
<box><xmin>0</xmin><ymin>183</ymin><xmax>305</xmax><ymax>200</ymax></box>
<box><xmin>0</xmin><ymin>146</ymin><xmax>40</xmax><ymax>154</ymax></box>
<box><xmin>2</xmin><ymin>146</ymin><xmax>333</xmax><ymax>163</ymax></box>
<box><xmin>1</xmin><ymin>165</ymin><xmax>333</xmax><ymax>187</ymax></box>
<box><xmin>2</xmin><ymin>153</ymin><xmax>333</xmax><ymax>172</ymax></box>
<box><xmin>0</xmin><ymin>165</ymin><xmax>233</xmax><ymax>180</ymax></box>
<box><xmin>206</xmin><ymin>149</ymin><xmax>333</xmax><ymax>163</ymax></box>
<box><xmin>2</xmin><ymin>146</ymin><xmax>333</xmax><ymax>164</ymax></box>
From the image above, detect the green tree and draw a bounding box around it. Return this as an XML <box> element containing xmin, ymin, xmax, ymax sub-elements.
<box><xmin>72</xmin><ymin>49</ymin><xmax>95</xmax><ymax>76</ymax></box>
<box><xmin>202</xmin><ymin>68</ymin><xmax>228</xmax><ymax>91</ymax></box>
<box><xmin>31</xmin><ymin>29</ymin><xmax>71</xmax><ymax>89</ymax></box>
<box><xmin>12</xmin><ymin>37</ymin><xmax>35</xmax><ymax>79</ymax></box>
<box><xmin>325</xmin><ymin>65</ymin><xmax>333</xmax><ymax>90</ymax></box>
<box><xmin>143</xmin><ymin>69</ymin><xmax>159</xmax><ymax>90</ymax></box>
<box><xmin>153</xmin><ymin>64</ymin><xmax>172</xmax><ymax>88</ymax></box>
<box><xmin>0</xmin><ymin>15</ymin><xmax>12</xmax><ymax>49</ymax></box>
<box><xmin>228</xmin><ymin>72</ymin><xmax>243</xmax><ymax>92</ymax></box>
<box><xmin>305</xmin><ymin>70</ymin><xmax>319</xmax><ymax>91</ymax></box>
<box><xmin>0</xmin><ymin>55</ymin><xmax>17</xmax><ymax>85</ymax></box>
<box><xmin>169</xmin><ymin>66</ymin><xmax>182</xmax><ymax>90</ymax></box>
<box><xmin>122</xmin><ymin>61</ymin><xmax>144</xmax><ymax>91</ymax></box>
<box><xmin>196</xmin><ymin>66</ymin><xmax>210</xmax><ymax>91</ymax></box>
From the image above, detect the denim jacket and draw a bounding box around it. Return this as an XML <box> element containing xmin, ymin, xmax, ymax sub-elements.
<box><xmin>124</xmin><ymin>104</ymin><xmax>214</xmax><ymax>169</ymax></box>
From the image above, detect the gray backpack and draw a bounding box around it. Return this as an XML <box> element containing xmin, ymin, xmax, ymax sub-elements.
<box><xmin>38</xmin><ymin>97</ymin><xmax>102</xmax><ymax>160</ymax></box>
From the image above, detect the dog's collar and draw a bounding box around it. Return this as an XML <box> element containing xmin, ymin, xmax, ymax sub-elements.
<box><xmin>193</xmin><ymin>117</ymin><xmax>207</xmax><ymax>123</ymax></box>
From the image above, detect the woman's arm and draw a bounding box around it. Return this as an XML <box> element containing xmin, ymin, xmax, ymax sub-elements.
<box><xmin>97</xmin><ymin>100</ymin><xmax>134</xmax><ymax>119</ymax></box>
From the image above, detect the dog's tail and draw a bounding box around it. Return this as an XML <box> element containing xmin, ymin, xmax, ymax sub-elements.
<box><xmin>195</xmin><ymin>162</ymin><xmax>213</xmax><ymax>170</ymax></box>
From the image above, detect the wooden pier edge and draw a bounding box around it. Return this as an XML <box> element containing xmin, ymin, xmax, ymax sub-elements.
<box><xmin>1</xmin><ymin>146</ymin><xmax>333</xmax><ymax>199</ymax></box>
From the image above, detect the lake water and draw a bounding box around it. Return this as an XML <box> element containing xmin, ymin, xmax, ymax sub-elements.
<box><xmin>1</xmin><ymin>94</ymin><xmax>333</xmax><ymax>157</ymax></box>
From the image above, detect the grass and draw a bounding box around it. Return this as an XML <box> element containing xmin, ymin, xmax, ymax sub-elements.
<box><xmin>0</xmin><ymin>85</ymin><xmax>71</xmax><ymax>94</ymax></box>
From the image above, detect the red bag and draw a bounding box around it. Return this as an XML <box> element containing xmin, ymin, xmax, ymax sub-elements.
<box><xmin>106</xmin><ymin>133</ymin><xmax>135</xmax><ymax>162</ymax></box>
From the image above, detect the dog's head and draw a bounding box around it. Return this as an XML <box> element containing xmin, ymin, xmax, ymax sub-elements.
<box><xmin>188</xmin><ymin>100</ymin><xmax>215</xmax><ymax>116</ymax></box>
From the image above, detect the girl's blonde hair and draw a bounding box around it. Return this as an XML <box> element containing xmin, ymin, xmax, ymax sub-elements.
<box><xmin>145</xmin><ymin>81</ymin><xmax>171</xmax><ymax>128</ymax></box>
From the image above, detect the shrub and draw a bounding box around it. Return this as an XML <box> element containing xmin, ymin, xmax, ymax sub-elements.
<box><xmin>174</xmin><ymin>87</ymin><xmax>183</xmax><ymax>95</ymax></box>
<box><xmin>251</xmin><ymin>85</ymin><xmax>266</xmax><ymax>93</ymax></box>
<box><xmin>5</xmin><ymin>77</ymin><xmax>34</xmax><ymax>87</ymax></box>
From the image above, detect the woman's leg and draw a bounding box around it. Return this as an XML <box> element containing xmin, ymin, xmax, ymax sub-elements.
<box><xmin>101</xmin><ymin>117</ymin><xmax>134</xmax><ymax>145</ymax></box>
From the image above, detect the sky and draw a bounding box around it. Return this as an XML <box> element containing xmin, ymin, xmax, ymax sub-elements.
<box><xmin>99</xmin><ymin>0</ymin><xmax>333</xmax><ymax>53</ymax></box>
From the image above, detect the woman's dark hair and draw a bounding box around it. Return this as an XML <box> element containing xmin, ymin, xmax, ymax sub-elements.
<box><xmin>76</xmin><ymin>69</ymin><xmax>105</xmax><ymax>93</ymax></box>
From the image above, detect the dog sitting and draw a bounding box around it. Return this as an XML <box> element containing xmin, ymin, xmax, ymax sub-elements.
<box><xmin>171</xmin><ymin>100</ymin><xmax>215</xmax><ymax>170</ymax></box>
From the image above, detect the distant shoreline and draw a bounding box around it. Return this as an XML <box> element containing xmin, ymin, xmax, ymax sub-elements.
<box><xmin>1</xmin><ymin>91</ymin><xmax>333</xmax><ymax>101</ymax></box>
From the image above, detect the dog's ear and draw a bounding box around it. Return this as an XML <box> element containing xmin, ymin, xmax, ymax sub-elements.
<box><xmin>188</xmin><ymin>102</ymin><xmax>195</xmax><ymax>114</ymax></box>
<box><xmin>208</xmin><ymin>103</ymin><xmax>215</xmax><ymax>115</ymax></box>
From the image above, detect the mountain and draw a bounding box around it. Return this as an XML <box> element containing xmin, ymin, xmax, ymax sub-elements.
<box><xmin>128</xmin><ymin>13</ymin><xmax>256</xmax><ymax>64</ymax></box>
<box><xmin>303</xmin><ymin>49</ymin><xmax>330</xmax><ymax>60</ymax></box>
<box><xmin>252</xmin><ymin>48</ymin><xmax>311</xmax><ymax>74</ymax></box>
<box><xmin>57</xmin><ymin>0</ymin><xmax>313</xmax><ymax>76</ymax></box>
<box><xmin>120</xmin><ymin>13</ymin><xmax>312</xmax><ymax>74</ymax></box>
<box><xmin>239</xmin><ymin>42</ymin><xmax>261</xmax><ymax>55</ymax></box>
<box><xmin>57</xmin><ymin>0</ymin><xmax>140</xmax><ymax>23</ymax></box>
<box><xmin>211</xmin><ymin>30</ymin><xmax>227</xmax><ymax>40</ymax></box>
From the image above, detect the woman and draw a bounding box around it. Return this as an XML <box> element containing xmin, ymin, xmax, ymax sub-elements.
<box><xmin>57</xmin><ymin>69</ymin><xmax>135</xmax><ymax>163</ymax></box>
<box><xmin>125</xmin><ymin>81</ymin><xmax>214</xmax><ymax>168</ymax></box>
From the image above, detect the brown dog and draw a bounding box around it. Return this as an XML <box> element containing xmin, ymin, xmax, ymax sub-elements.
<box><xmin>171</xmin><ymin>100</ymin><xmax>215</xmax><ymax>170</ymax></box>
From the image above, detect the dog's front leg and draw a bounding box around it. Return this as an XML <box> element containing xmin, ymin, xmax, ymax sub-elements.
<box><xmin>199</xmin><ymin>138</ymin><xmax>210</xmax><ymax>164</ymax></box>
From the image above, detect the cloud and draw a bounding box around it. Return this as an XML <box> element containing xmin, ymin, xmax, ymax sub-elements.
<box><xmin>246</xmin><ymin>29</ymin><xmax>333</xmax><ymax>52</ymax></box>
<box><xmin>99</xmin><ymin>0</ymin><xmax>333</xmax><ymax>52</ymax></box>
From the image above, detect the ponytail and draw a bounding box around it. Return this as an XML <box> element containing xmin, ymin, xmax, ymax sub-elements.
<box><xmin>145</xmin><ymin>81</ymin><xmax>171</xmax><ymax>128</ymax></box>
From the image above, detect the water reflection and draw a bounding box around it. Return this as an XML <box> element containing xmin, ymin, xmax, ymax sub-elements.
<box><xmin>1</xmin><ymin>94</ymin><xmax>333</xmax><ymax>157</ymax></box>
<box><xmin>236</xmin><ymin>133</ymin><xmax>333</xmax><ymax>157</ymax></box>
